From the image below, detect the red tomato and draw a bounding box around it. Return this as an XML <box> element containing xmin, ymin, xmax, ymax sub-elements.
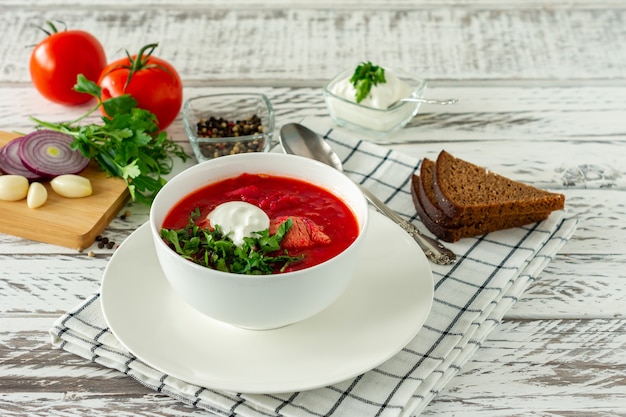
<box><xmin>29</xmin><ymin>22</ymin><xmax>106</xmax><ymax>105</ymax></box>
<box><xmin>98</xmin><ymin>43</ymin><xmax>182</xmax><ymax>130</ymax></box>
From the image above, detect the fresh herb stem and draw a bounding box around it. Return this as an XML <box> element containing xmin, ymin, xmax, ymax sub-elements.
<box><xmin>29</xmin><ymin>74</ymin><xmax>189</xmax><ymax>205</ymax></box>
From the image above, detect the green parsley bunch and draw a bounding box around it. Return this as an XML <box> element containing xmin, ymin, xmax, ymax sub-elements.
<box><xmin>30</xmin><ymin>75</ymin><xmax>189</xmax><ymax>205</ymax></box>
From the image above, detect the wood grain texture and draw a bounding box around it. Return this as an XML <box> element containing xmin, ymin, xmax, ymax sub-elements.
<box><xmin>3</xmin><ymin>85</ymin><xmax>626</xmax><ymax>143</ymax></box>
<box><xmin>1</xmin><ymin>0</ymin><xmax>625</xmax><ymax>416</ymax></box>
<box><xmin>424</xmin><ymin>318</ymin><xmax>626</xmax><ymax>416</ymax></box>
<box><xmin>1</xmin><ymin>6</ymin><xmax>625</xmax><ymax>84</ymax></box>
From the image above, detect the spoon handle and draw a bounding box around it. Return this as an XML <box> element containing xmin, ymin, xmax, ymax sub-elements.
<box><xmin>403</xmin><ymin>97</ymin><xmax>458</xmax><ymax>105</ymax></box>
<box><xmin>357</xmin><ymin>185</ymin><xmax>457</xmax><ymax>265</ymax></box>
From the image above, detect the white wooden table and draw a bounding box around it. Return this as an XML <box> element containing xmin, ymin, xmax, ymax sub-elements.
<box><xmin>1</xmin><ymin>1</ymin><xmax>625</xmax><ymax>415</ymax></box>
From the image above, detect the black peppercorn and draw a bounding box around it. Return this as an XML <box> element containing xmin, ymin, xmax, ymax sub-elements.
<box><xmin>195</xmin><ymin>114</ymin><xmax>266</xmax><ymax>158</ymax></box>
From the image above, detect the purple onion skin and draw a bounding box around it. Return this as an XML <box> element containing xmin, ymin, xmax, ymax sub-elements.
<box><xmin>0</xmin><ymin>136</ymin><xmax>43</xmax><ymax>180</ymax></box>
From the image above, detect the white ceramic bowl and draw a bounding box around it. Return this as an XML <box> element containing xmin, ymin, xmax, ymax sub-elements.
<box><xmin>149</xmin><ymin>152</ymin><xmax>369</xmax><ymax>330</ymax></box>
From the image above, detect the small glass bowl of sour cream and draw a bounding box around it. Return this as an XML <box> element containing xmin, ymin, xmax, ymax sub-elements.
<box><xmin>323</xmin><ymin>66</ymin><xmax>427</xmax><ymax>141</ymax></box>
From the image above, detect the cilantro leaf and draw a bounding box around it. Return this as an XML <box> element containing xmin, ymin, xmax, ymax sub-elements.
<box><xmin>349</xmin><ymin>61</ymin><xmax>387</xmax><ymax>103</ymax></box>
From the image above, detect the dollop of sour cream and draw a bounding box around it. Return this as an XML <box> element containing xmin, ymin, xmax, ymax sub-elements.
<box><xmin>330</xmin><ymin>70</ymin><xmax>413</xmax><ymax>109</ymax></box>
<box><xmin>207</xmin><ymin>201</ymin><xmax>270</xmax><ymax>246</ymax></box>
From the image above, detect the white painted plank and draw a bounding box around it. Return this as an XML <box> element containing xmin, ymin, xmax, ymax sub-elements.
<box><xmin>389</xmin><ymin>142</ymin><xmax>626</xmax><ymax>191</ymax></box>
<box><xmin>509</xmin><ymin>254</ymin><xmax>626</xmax><ymax>319</ymax></box>
<box><xmin>1</xmin><ymin>7</ymin><xmax>625</xmax><ymax>84</ymax></box>
<box><xmin>6</xmin><ymin>0</ymin><xmax>626</xmax><ymax>7</ymax></box>
<box><xmin>424</xmin><ymin>319</ymin><xmax>626</xmax><ymax>416</ymax></box>
<box><xmin>2</xmin><ymin>86</ymin><xmax>626</xmax><ymax>143</ymax></box>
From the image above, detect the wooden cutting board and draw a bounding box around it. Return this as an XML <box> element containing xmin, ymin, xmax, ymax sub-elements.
<box><xmin>0</xmin><ymin>131</ymin><xmax>130</xmax><ymax>250</ymax></box>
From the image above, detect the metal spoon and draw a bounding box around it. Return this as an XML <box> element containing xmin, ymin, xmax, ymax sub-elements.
<box><xmin>387</xmin><ymin>97</ymin><xmax>458</xmax><ymax>108</ymax></box>
<box><xmin>279</xmin><ymin>123</ymin><xmax>456</xmax><ymax>265</ymax></box>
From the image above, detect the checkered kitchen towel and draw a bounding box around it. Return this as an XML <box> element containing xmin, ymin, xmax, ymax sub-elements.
<box><xmin>50</xmin><ymin>121</ymin><xmax>577</xmax><ymax>417</ymax></box>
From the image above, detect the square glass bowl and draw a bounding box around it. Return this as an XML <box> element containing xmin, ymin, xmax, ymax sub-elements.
<box><xmin>183</xmin><ymin>93</ymin><xmax>274</xmax><ymax>162</ymax></box>
<box><xmin>323</xmin><ymin>67</ymin><xmax>427</xmax><ymax>141</ymax></box>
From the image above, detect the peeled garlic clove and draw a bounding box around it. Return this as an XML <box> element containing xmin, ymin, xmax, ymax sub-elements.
<box><xmin>50</xmin><ymin>174</ymin><xmax>93</xmax><ymax>198</ymax></box>
<box><xmin>27</xmin><ymin>182</ymin><xmax>48</xmax><ymax>208</ymax></box>
<box><xmin>0</xmin><ymin>175</ymin><xmax>29</xmax><ymax>201</ymax></box>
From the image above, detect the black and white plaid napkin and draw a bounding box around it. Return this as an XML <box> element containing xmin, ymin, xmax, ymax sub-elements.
<box><xmin>50</xmin><ymin>121</ymin><xmax>577</xmax><ymax>417</ymax></box>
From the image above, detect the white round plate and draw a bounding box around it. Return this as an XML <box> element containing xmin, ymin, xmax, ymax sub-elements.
<box><xmin>100</xmin><ymin>209</ymin><xmax>433</xmax><ymax>394</ymax></box>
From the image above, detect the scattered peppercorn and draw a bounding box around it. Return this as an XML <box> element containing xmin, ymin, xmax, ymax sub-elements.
<box><xmin>88</xmin><ymin>250</ymin><xmax>95</xmax><ymax>257</ymax></box>
<box><xmin>195</xmin><ymin>115</ymin><xmax>266</xmax><ymax>158</ymax></box>
<box><xmin>94</xmin><ymin>234</ymin><xmax>116</xmax><ymax>250</ymax></box>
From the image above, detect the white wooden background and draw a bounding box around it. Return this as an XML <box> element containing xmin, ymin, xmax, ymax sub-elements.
<box><xmin>1</xmin><ymin>1</ymin><xmax>625</xmax><ymax>416</ymax></box>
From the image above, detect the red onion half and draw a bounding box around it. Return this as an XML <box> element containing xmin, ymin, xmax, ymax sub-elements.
<box><xmin>0</xmin><ymin>136</ymin><xmax>44</xmax><ymax>180</ymax></box>
<box><xmin>18</xmin><ymin>130</ymin><xmax>90</xmax><ymax>177</ymax></box>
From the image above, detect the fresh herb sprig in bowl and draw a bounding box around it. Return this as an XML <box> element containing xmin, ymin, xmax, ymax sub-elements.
<box><xmin>349</xmin><ymin>61</ymin><xmax>386</xmax><ymax>103</ymax></box>
<box><xmin>30</xmin><ymin>75</ymin><xmax>189</xmax><ymax>206</ymax></box>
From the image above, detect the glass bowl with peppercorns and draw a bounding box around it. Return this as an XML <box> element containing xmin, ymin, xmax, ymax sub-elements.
<box><xmin>183</xmin><ymin>93</ymin><xmax>274</xmax><ymax>162</ymax></box>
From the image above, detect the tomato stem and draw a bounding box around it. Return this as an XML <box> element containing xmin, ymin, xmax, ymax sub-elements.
<box><xmin>100</xmin><ymin>43</ymin><xmax>173</xmax><ymax>91</ymax></box>
<box><xmin>125</xmin><ymin>43</ymin><xmax>165</xmax><ymax>89</ymax></box>
<box><xmin>38</xmin><ymin>20</ymin><xmax>66</xmax><ymax>37</ymax></box>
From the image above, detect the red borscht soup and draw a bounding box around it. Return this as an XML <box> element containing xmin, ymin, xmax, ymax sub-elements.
<box><xmin>162</xmin><ymin>173</ymin><xmax>360</xmax><ymax>273</ymax></box>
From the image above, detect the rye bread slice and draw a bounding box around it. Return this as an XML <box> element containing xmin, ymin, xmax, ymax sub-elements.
<box><xmin>412</xmin><ymin>161</ymin><xmax>551</xmax><ymax>228</ymax></box>
<box><xmin>433</xmin><ymin>150</ymin><xmax>565</xmax><ymax>219</ymax></box>
<box><xmin>412</xmin><ymin>174</ymin><xmax>551</xmax><ymax>242</ymax></box>
<box><xmin>416</xmin><ymin>158</ymin><xmax>496</xmax><ymax>227</ymax></box>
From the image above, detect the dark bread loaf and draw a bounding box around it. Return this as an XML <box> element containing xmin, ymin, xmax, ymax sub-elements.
<box><xmin>410</xmin><ymin>151</ymin><xmax>565</xmax><ymax>242</ymax></box>
<box><xmin>434</xmin><ymin>150</ymin><xmax>564</xmax><ymax>219</ymax></box>
<box><xmin>412</xmin><ymin>174</ymin><xmax>551</xmax><ymax>242</ymax></box>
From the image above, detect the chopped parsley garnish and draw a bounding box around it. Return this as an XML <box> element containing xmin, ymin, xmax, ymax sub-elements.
<box><xmin>349</xmin><ymin>61</ymin><xmax>386</xmax><ymax>103</ymax></box>
<box><xmin>160</xmin><ymin>208</ymin><xmax>303</xmax><ymax>275</ymax></box>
